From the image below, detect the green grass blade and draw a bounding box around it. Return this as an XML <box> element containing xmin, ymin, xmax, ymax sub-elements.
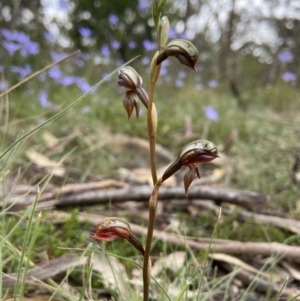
<box><xmin>174</xmin><ymin>281</ymin><xmax>190</xmax><ymax>301</ymax></box>
<box><xmin>272</xmin><ymin>277</ymin><xmax>288</xmax><ymax>301</ymax></box>
<box><xmin>14</xmin><ymin>187</ymin><xmax>40</xmax><ymax>301</ymax></box>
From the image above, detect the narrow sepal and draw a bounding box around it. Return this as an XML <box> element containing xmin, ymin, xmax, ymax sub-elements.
<box><xmin>184</xmin><ymin>167</ymin><xmax>196</xmax><ymax>196</ymax></box>
<box><xmin>123</xmin><ymin>91</ymin><xmax>140</xmax><ymax>119</ymax></box>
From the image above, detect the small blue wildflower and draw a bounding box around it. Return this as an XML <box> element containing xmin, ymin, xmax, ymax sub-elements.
<box><xmin>76</xmin><ymin>77</ymin><xmax>92</xmax><ymax>93</ymax></box>
<box><xmin>61</xmin><ymin>76</ymin><xmax>77</xmax><ymax>86</ymax></box>
<box><xmin>278</xmin><ymin>51</ymin><xmax>293</xmax><ymax>63</ymax></box>
<box><xmin>50</xmin><ymin>51</ymin><xmax>67</xmax><ymax>61</ymax></box>
<box><xmin>108</xmin><ymin>14</ymin><xmax>119</xmax><ymax>25</ymax></box>
<box><xmin>0</xmin><ymin>80</ymin><xmax>8</xmax><ymax>91</ymax></box>
<box><xmin>44</xmin><ymin>31</ymin><xmax>55</xmax><ymax>42</ymax></box>
<box><xmin>2</xmin><ymin>41</ymin><xmax>20</xmax><ymax>55</ymax></box>
<box><xmin>0</xmin><ymin>29</ymin><xmax>12</xmax><ymax>40</ymax></box>
<box><xmin>281</xmin><ymin>71</ymin><xmax>297</xmax><ymax>82</ymax></box>
<box><xmin>180</xmin><ymin>32</ymin><xmax>188</xmax><ymax>39</ymax></box>
<box><xmin>128</xmin><ymin>40</ymin><xmax>137</xmax><ymax>49</ymax></box>
<box><xmin>178</xmin><ymin>70</ymin><xmax>186</xmax><ymax>79</ymax></box>
<box><xmin>48</xmin><ymin>65</ymin><xmax>62</xmax><ymax>82</ymax></box>
<box><xmin>169</xmin><ymin>26</ymin><xmax>177</xmax><ymax>39</ymax></box>
<box><xmin>208</xmin><ymin>80</ymin><xmax>218</xmax><ymax>88</ymax></box>
<box><xmin>111</xmin><ymin>40</ymin><xmax>120</xmax><ymax>49</ymax></box>
<box><xmin>142</xmin><ymin>57</ymin><xmax>150</xmax><ymax>65</ymax></box>
<box><xmin>160</xmin><ymin>65</ymin><xmax>168</xmax><ymax>76</ymax></box>
<box><xmin>20</xmin><ymin>40</ymin><xmax>40</xmax><ymax>57</ymax></box>
<box><xmin>38</xmin><ymin>91</ymin><xmax>58</xmax><ymax>110</ymax></box>
<box><xmin>175</xmin><ymin>79</ymin><xmax>184</xmax><ymax>88</ymax></box>
<box><xmin>138</xmin><ymin>0</ymin><xmax>150</xmax><ymax>10</ymax></box>
<box><xmin>73</xmin><ymin>57</ymin><xmax>85</xmax><ymax>68</ymax></box>
<box><xmin>143</xmin><ymin>39</ymin><xmax>157</xmax><ymax>51</ymax></box>
<box><xmin>11</xmin><ymin>64</ymin><xmax>32</xmax><ymax>79</ymax></box>
<box><xmin>78</xmin><ymin>27</ymin><xmax>93</xmax><ymax>38</ymax></box>
<box><xmin>101</xmin><ymin>44</ymin><xmax>111</xmax><ymax>57</ymax></box>
<box><xmin>204</xmin><ymin>105</ymin><xmax>219</xmax><ymax>121</ymax></box>
<box><xmin>13</xmin><ymin>31</ymin><xmax>30</xmax><ymax>44</ymax></box>
<box><xmin>59</xmin><ymin>0</ymin><xmax>69</xmax><ymax>10</ymax></box>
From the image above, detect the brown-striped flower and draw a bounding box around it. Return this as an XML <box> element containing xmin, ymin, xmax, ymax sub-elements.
<box><xmin>162</xmin><ymin>140</ymin><xmax>219</xmax><ymax>195</ymax></box>
<box><xmin>156</xmin><ymin>39</ymin><xmax>199</xmax><ymax>70</ymax></box>
<box><xmin>92</xmin><ymin>217</ymin><xmax>145</xmax><ymax>255</ymax></box>
<box><xmin>118</xmin><ymin>66</ymin><xmax>149</xmax><ymax>116</ymax></box>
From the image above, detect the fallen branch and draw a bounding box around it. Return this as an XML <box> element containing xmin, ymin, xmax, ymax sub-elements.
<box><xmin>220</xmin><ymin>262</ymin><xmax>300</xmax><ymax>299</ymax></box>
<box><xmin>192</xmin><ymin>200</ymin><xmax>300</xmax><ymax>235</ymax></box>
<box><xmin>2</xmin><ymin>255</ymin><xmax>86</xmax><ymax>288</ymax></box>
<box><xmin>56</xmin><ymin>185</ymin><xmax>266</xmax><ymax>208</ymax></box>
<box><xmin>12</xmin><ymin>185</ymin><xmax>266</xmax><ymax>211</ymax></box>
<box><xmin>49</xmin><ymin>211</ymin><xmax>300</xmax><ymax>261</ymax></box>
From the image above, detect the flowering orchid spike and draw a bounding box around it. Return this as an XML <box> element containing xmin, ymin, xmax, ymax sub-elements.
<box><xmin>162</xmin><ymin>140</ymin><xmax>219</xmax><ymax>195</ymax></box>
<box><xmin>156</xmin><ymin>39</ymin><xmax>199</xmax><ymax>70</ymax></box>
<box><xmin>92</xmin><ymin>217</ymin><xmax>145</xmax><ymax>255</ymax></box>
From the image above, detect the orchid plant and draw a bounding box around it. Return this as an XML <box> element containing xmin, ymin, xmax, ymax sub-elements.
<box><xmin>92</xmin><ymin>1</ymin><xmax>219</xmax><ymax>300</ymax></box>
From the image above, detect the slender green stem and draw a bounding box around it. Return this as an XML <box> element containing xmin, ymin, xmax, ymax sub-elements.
<box><xmin>143</xmin><ymin>178</ymin><xmax>162</xmax><ymax>301</ymax></box>
<box><xmin>147</xmin><ymin>81</ymin><xmax>158</xmax><ymax>184</ymax></box>
<box><xmin>143</xmin><ymin>52</ymin><xmax>162</xmax><ymax>301</ymax></box>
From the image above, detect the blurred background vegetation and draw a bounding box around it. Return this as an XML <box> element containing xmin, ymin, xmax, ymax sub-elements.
<box><xmin>0</xmin><ymin>0</ymin><xmax>299</xmax><ymax>205</ymax></box>
<box><xmin>1</xmin><ymin>0</ymin><xmax>299</xmax><ymax>96</ymax></box>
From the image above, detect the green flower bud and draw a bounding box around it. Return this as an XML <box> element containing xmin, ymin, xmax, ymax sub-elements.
<box><xmin>158</xmin><ymin>16</ymin><xmax>169</xmax><ymax>50</ymax></box>
<box><xmin>156</xmin><ymin>39</ymin><xmax>199</xmax><ymax>70</ymax></box>
<box><xmin>152</xmin><ymin>0</ymin><xmax>169</xmax><ymax>30</ymax></box>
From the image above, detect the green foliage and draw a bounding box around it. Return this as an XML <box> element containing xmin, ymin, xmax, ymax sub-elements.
<box><xmin>258</xmin><ymin>81</ymin><xmax>300</xmax><ymax>111</ymax></box>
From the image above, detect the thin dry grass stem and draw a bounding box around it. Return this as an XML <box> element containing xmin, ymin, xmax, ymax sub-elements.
<box><xmin>0</xmin><ymin>50</ymin><xmax>80</xmax><ymax>99</ymax></box>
